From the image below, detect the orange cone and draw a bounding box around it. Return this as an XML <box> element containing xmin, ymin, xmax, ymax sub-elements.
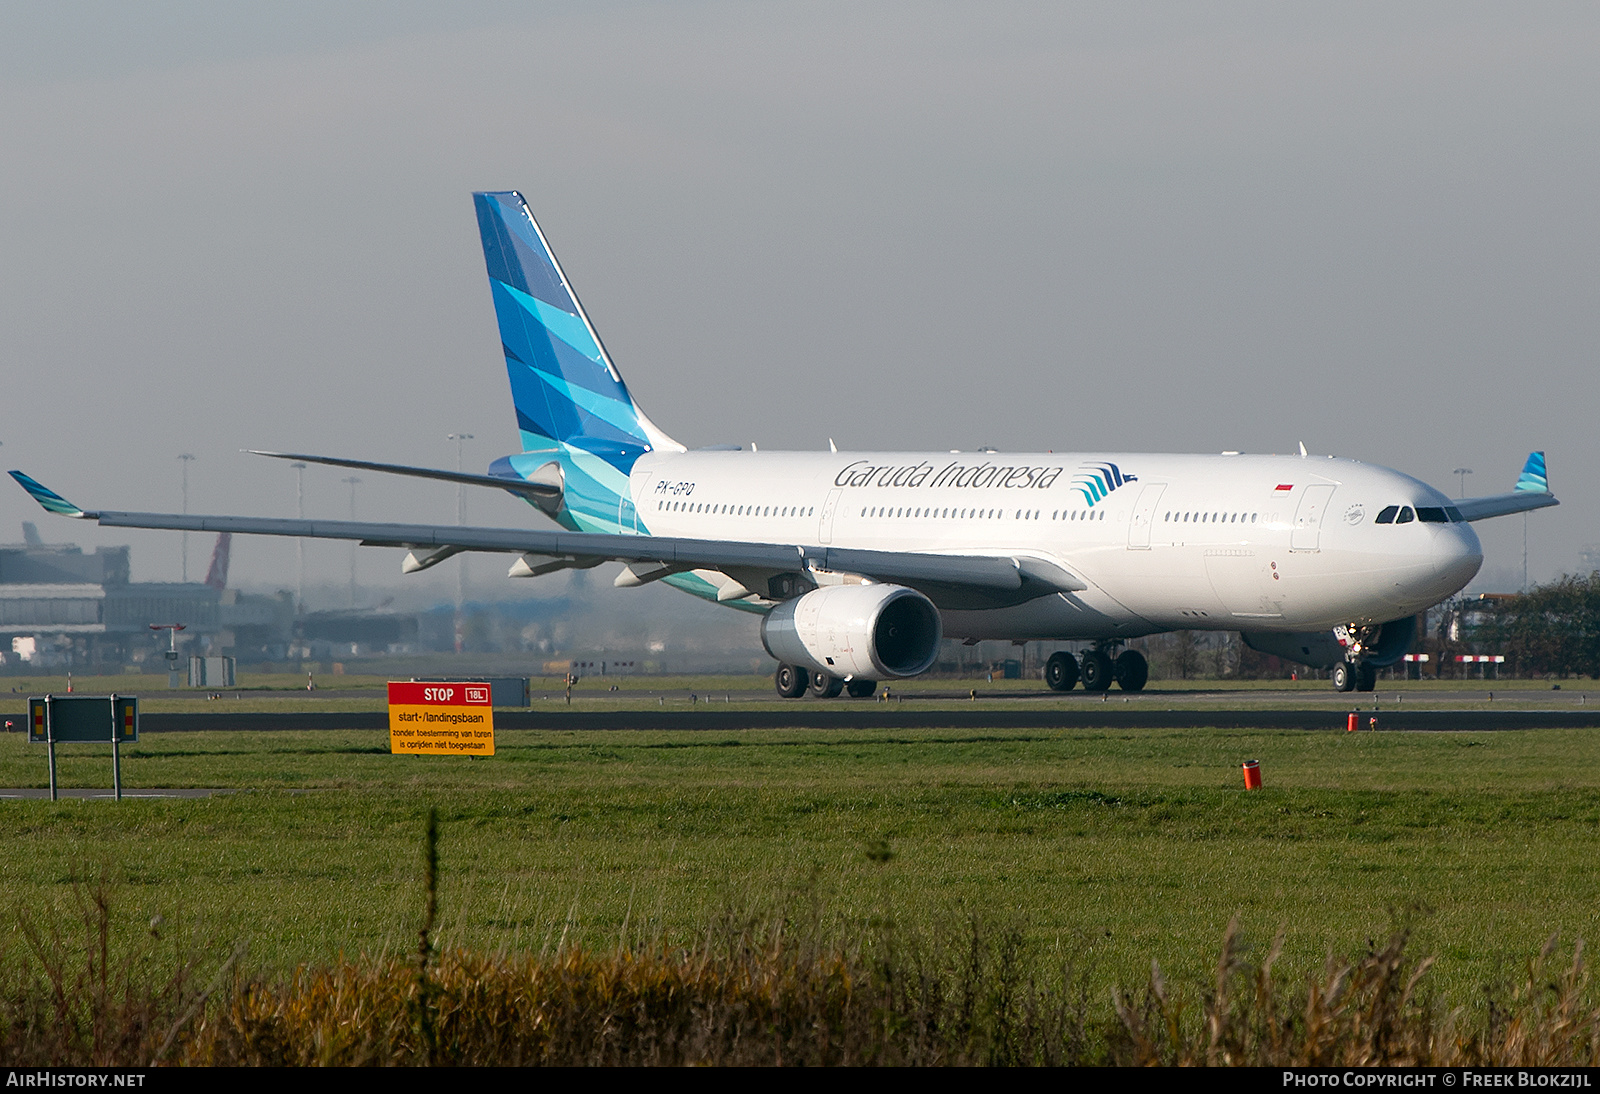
<box><xmin>1242</xmin><ymin>760</ymin><xmax>1262</xmax><ymax>789</ymax></box>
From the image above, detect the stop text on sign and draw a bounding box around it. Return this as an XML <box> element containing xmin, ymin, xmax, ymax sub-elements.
<box><xmin>388</xmin><ymin>681</ymin><xmax>495</xmax><ymax>756</ymax></box>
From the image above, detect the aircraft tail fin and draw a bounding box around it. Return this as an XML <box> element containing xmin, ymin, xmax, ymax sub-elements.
<box><xmin>473</xmin><ymin>192</ymin><xmax>682</xmax><ymax>469</ymax></box>
<box><xmin>1514</xmin><ymin>451</ymin><xmax>1549</xmax><ymax>493</ymax></box>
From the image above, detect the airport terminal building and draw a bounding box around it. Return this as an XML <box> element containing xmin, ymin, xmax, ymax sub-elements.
<box><xmin>0</xmin><ymin>524</ymin><xmax>223</xmax><ymax>671</ymax></box>
<box><xmin>0</xmin><ymin>524</ymin><xmax>296</xmax><ymax>671</ymax></box>
<box><xmin>0</xmin><ymin>524</ymin><xmax>419</xmax><ymax>671</ymax></box>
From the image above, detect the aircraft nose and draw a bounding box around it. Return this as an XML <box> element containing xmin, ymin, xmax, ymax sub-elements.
<box><xmin>1433</xmin><ymin>523</ymin><xmax>1483</xmax><ymax>596</ymax></box>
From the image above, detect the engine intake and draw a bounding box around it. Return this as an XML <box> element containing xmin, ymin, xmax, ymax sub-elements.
<box><xmin>761</xmin><ymin>584</ymin><xmax>942</xmax><ymax>680</ymax></box>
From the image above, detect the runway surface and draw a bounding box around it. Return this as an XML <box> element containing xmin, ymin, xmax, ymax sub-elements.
<box><xmin>65</xmin><ymin>708</ymin><xmax>1600</xmax><ymax>732</ymax></box>
<box><xmin>0</xmin><ymin>788</ymin><xmax>228</xmax><ymax>799</ymax></box>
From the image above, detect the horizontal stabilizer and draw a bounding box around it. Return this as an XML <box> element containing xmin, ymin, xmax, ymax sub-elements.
<box><xmin>248</xmin><ymin>450</ymin><xmax>560</xmax><ymax>502</ymax></box>
<box><xmin>1454</xmin><ymin>451</ymin><xmax>1559</xmax><ymax>522</ymax></box>
<box><xmin>1453</xmin><ymin>491</ymin><xmax>1559</xmax><ymax>521</ymax></box>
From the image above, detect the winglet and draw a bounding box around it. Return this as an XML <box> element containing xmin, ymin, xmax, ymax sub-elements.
<box><xmin>1514</xmin><ymin>451</ymin><xmax>1548</xmax><ymax>493</ymax></box>
<box><xmin>8</xmin><ymin>471</ymin><xmax>90</xmax><ymax>518</ymax></box>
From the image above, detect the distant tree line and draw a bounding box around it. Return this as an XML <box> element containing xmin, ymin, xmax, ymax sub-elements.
<box><xmin>1141</xmin><ymin>631</ymin><xmax>1298</xmax><ymax>681</ymax></box>
<box><xmin>1478</xmin><ymin>573</ymin><xmax>1600</xmax><ymax>678</ymax></box>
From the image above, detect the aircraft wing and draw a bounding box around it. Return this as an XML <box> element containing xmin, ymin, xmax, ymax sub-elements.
<box><xmin>8</xmin><ymin>471</ymin><xmax>1084</xmax><ymax>609</ymax></box>
<box><xmin>1453</xmin><ymin>451</ymin><xmax>1559</xmax><ymax>522</ymax></box>
<box><xmin>1453</xmin><ymin>491</ymin><xmax>1559</xmax><ymax>522</ymax></box>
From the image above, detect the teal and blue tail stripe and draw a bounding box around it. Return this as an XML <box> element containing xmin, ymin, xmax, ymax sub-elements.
<box><xmin>474</xmin><ymin>191</ymin><xmax>680</xmax><ymax>533</ymax></box>
<box><xmin>8</xmin><ymin>471</ymin><xmax>86</xmax><ymax>517</ymax></box>
<box><xmin>1514</xmin><ymin>451</ymin><xmax>1548</xmax><ymax>493</ymax></box>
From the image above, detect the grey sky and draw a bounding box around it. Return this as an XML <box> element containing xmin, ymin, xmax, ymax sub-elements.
<box><xmin>1</xmin><ymin>2</ymin><xmax>1595</xmax><ymax>596</ymax></box>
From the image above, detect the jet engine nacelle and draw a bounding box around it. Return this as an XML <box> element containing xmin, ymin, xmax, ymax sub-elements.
<box><xmin>760</xmin><ymin>584</ymin><xmax>942</xmax><ymax>680</ymax></box>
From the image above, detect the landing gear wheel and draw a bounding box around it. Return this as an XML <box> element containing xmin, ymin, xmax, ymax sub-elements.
<box><xmin>1080</xmin><ymin>650</ymin><xmax>1114</xmax><ymax>692</ymax></box>
<box><xmin>775</xmin><ymin>663</ymin><xmax>807</xmax><ymax>699</ymax></box>
<box><xmin>808</xmin><ymin>671</ymin><xmax>845</xmax><ymax>699</ymax></box>
<box><xmin>1355</xmin><ymin>661</ymin><xmax>1378</xmax><ymax>692</ymax></box>
<box><xmin>1331</xmin><ymin>661</ymin><xmax>1356</xmax><ymax>693</ymax></box>
<box><xmin>1114</xmin><ymin>649</ymin><xmax>1149</xmax><ymax>692</ymax></box>
<box><xmin>1044</xmin><ymin>651</ymin><xmax>1080</xmax><ymax>692</ymax></box>
<box><xmin>845</xmin><ymin>678</ymin><xmax>877</xmax><ymax>699</ymax></box>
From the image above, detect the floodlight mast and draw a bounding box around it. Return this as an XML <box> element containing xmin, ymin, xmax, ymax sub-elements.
<box><xmin>447</xmin><ymin>432</ymin><xmax>474</xmax><ymax>654</ymax></box>
<box><xmin>342</xmin><ymin>476</ymin><xmax>362</xmax><ymax>608</ymax></box>
<box><xmin>290</xmin><ymin>462</ymin><xmax>307</xmax><ymax>614</ymax></box>
<box><xmin>177</xmin><ymin>454</ymin><xmax>196</xmax><ymax>581</ymax></box>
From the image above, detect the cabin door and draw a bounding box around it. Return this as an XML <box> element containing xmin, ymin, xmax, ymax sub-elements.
<box><xmin>818</xmin><ymin>488</ymin><xmax>843</xmax><ymax>544</ymax></box>
<box><xmin>1290</xmin><ymin>484</ymin><xmax>1335</xmax><ymax>551</ymax></box>
<box><xmin>1127</xmin><ymin>483</ymin><xmax>1167</xmax><ymax>549</ymax></box>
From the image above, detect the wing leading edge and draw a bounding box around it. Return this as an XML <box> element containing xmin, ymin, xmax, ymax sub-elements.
<box><xmin>7</xmin><ymin>472</ymin><xmax>1084</xmax><ymax>610</ymax></box>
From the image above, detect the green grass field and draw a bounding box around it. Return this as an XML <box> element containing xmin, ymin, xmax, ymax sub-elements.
<box><xmin>4</xmin><ymin>715</ymin><xmax>1599</xmax><ymax>1006</ymax></box>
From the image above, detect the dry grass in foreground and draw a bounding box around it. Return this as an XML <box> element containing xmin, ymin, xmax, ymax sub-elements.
<box><xmin>5</xmin><ymin>910</ymin><xmax>1600</xmax><ymax>1065</ymax></box>
<box><xmin>3</xmin><ymin>812</ymin><xmax>1598</xmax><ymax>1066</ymax></box>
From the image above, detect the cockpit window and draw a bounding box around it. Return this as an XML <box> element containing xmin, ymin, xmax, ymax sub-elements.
<box><xmin>1378</xmin><ymin>503</ymin><xmax>1459</xmax><ymax>525</ymax></box>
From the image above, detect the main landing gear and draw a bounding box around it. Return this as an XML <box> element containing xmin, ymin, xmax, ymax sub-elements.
<box><xmin>773</xmin><ymin>665</ymin><xmax>878</xmax><ymax>699</ymax></box>
<box><xmin>1044</xmin><ymin>647</ymin><xmax>1148</xmax><ymax>693</ymax></box>
<box><xmin>775</xmin><ymin>663</ymin><xmax>807</xmax><ymax>699</ymax></box>
<box><xmin>808</xmin><ymin>670</ymin><xmax>844</xmax><ymax>699</ymax></box>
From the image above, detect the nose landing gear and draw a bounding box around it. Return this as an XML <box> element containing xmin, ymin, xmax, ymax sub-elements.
<box><xmin>1331</xmin><ymin>624</ymin><xmax>1381</xmax><ymax>692</ymax></box>
<box><xmin>1331</xmin><ymin>661</ymin><xmax>1379</xmax><ymax>692</ymax></box>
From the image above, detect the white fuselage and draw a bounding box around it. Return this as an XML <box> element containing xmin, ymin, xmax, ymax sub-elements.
<box><xmin>628</xmin><ymin>450</ymin><xmax>1482</xmax><ymax>640</ymax></box>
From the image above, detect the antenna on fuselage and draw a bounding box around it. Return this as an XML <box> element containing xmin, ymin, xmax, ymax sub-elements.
<box><xmin>1298</xmin><ymin>441</ymin><xmax>1308</xmax><ymax>457</ymax></box>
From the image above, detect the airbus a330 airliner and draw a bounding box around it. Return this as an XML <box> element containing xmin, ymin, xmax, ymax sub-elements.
<box><xmin>12</xmin><ymin>192</ymin><xmax>1559</xmax><ymax>696</ymax></box>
